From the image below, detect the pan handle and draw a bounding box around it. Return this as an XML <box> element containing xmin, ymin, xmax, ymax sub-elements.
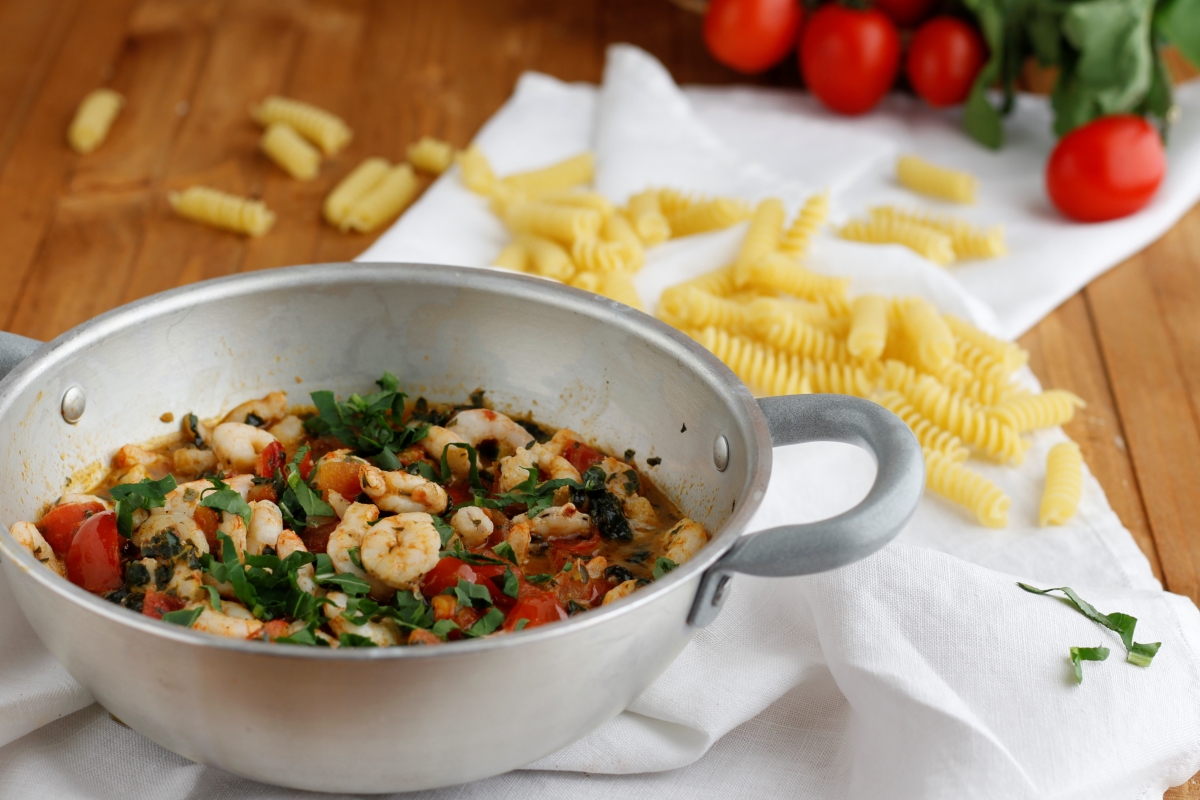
<box><xmin>0</xmin><ymin>331</ymin><xmax>40</xmax><ymax>382</ymax></box>
<box><xmin>688</xmin><ymin>394</ymin><xmax>924</xmax><ymax>627</ymax></box>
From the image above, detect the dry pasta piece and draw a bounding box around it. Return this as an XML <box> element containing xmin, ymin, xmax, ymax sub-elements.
<box><xmin>252</xmin><ymin>96</ymin><xmax>351</xmax><ymax>156</ymax></box>
<box><xmin>990</xmin><ymin>390</ymin><xmax>1085</xmax><ymax>433</ymax></box>
<box><xmin>839</xmin><ymin>216</ymin><xmax>955</xmax><ymax>266</ymax></box>
<box><xmin>733</xmin><ymin>198</ymin><xmax>786</xmax><ymax>285</ymax></box>
<box><xmin>955</xmin><ymin>339</ymin><xmax>1011</xmax><ymax>385</ymax></box>
<box><xmin>694</xmin><ymin>327</ymin><xmax>874</xmax><ymax>397</ymax></box>
<box><xmin>904</xmin><ymin>375</ymin><xmax>1026</xmax><ymax>464</ymax></box>
<box><xmin>676</xmin><ymin>266</ymin><xmax>739</xmax><ymax>297</ymax></box>
<box><xmin>260</xmin><ymin>122</ymin><xmax>321</xmax><ymax>181</ymax></box>
<box><xmin>601</xmin><ymin>212</ymin><xmax>645</xmax><ymax>271</ymax></box>
<box><xmin>493</xmin><ymin>241</ymin><xmax>529</xmax><ymax>273</ymax></box>
<box><xmin>660</xmin><ymin>191</ymin><xmax>752</xmax><ymax>237</ymax></box>
<box><xmin>875</xmin><ymin>391</ymin><xmax>969</xmax><ymax>463</ymax></box>
<box><xmin>898</xmin><ymin>298</ymin><xmax>956</xmax><ymax>373</ymax></box>
<box><xmin>572</xmin><ymin>238</ymin><xmax>634</xmax><ymax>273</ymax></box>
<box><xmin>924</xmin><ymin>449</ymin><xmax>1009</xmax><ymax>527</ymax></box>
<box><xmin>593</xmin><ymin>272</ymin><xmax>644</xmax><ymax>311</ymax></box>
<box><xmin>569</xmin><ymin>272</ymin><xmax>601</xmax><ymax>292</ymax></box>
<box><xmin>68</xmin><ymin>89</ymin><xmax>124</xmax><ymax>154</ymax></box>
<box><xmin>168</xmin><ymin>186</ymin><xmax>275</xmax><ymax>237</ymax></box>
<box><xmin>506</xmin><ymin>202</ymin><xmax>602</xmax><ymax>245</ymax></box>
<box><xmin>500</xmin><ymin>153</ymin><xmax>593</xmax><ymax>198</ymax></box>
<box><xmin>749</xmin><ymin>297</ymin><xmax>831</xmax><ymax>328</ymax></box>
<box><xmin>324</xmin><ymin>157</ymin><xmax>390</xmax><ymax>229</ymax></box>
<box><xmin>870</xmin><ymin>206</ymin><xmax>1005</xmax><ymax>259</ymax></box>
<box><xmin>457</xmin><ymin>144</ymin><xmax>497</xmax><ymax>196</ymax></box>
<box><xmin>744</xmin><ymin>254</ymin><xmax>850</xmax><ymax>312</ymax></box>
<box><xmin>344</xmin><ymin>164</ymin><xmax>418</xmax><ymax>233</ymax></box>
<box><xmin>626</xmin><ymin>189</ymin><xmax>670</xmax><ymax>245</ymax></box>
<box><xmin>896</xmin><ymin>155</ymin><xmax>977</xmax><ymax>204</ymax></box>
<box><xmin>797</xmin><ymin>358</ymin><xmax>877</xmax><ymax>396</ymax></box>
<box><xmin>520</xmin><ymin>235</ymin><xmax>575</xmax><ymax>281</ymax></box>
<box><xmin>848</xmin><ymin>295</ymin><xmax>888</xmax><ymax>361</ymax></box>
<box><xmin>1040</xmin><ymin>441</ymin><xmax>1083</xmax><ymax>526</ymax></box>
<box><xmin>658</xmin><ymin>287</ymin><xmax>752</xmax><ymax>331</ymax></box>
<box><xmin>541</xmin><ymin>190</ymin><xmax>614</xmax><ymax>217</ymax></box>
<box><xmin>750</xmin><ymin>310</ymin><xmax>849</xmax><ymax>362</ymax></box>
<box><xmin>943</xmin><ymin>314</ymin><xmax>1028</xmax><ymax>373</ymax></box>
<box><xmin>779</xmin><ymin>190</ymin><xmax>829</xmax><ymax>258</ymax></box>
<box><xmin>407</xmin><ymin>136</ymin><xmax>455</xmax><ymax>175</ymax></box>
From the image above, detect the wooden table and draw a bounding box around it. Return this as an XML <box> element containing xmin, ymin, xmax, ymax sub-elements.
<box><xmin>1</xmin><ymin>0</ymin><xmax>1198</xmax><ymax>794</ymax></box>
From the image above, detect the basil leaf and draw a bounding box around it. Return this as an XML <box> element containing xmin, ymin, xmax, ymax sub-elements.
<box><xmin>440</xmin><ymin>442</ymin><xmax>483</xmax><ymax>491</ymax></box>
<box><xmin>526</xmin><ymin>573</ymin><xmax>554</xmax><ymax>584</ymax></box>
<box><xmin>374</xmin><ymin>447</ymin><xmax>401</xmax><ymax>471</ymax></box>
<box><xmin>161</xmin><ymin>606</ymin><xmax>204</xmax><ymax>627</ymax></box>
<box><xmin>1156</xmin><ymin>0</ymin><xmax>1200</xmax><ymax>70</ymax></box>
<box><xmin>464</xmin><ymin>607</ymin><xmax>505</xmax><ymax>638</ymax></box>
<box><xmin>1070</xmin><ymin>645</ymin><xmax>1110</xmax><ymax>684</ymax></box>
<box><xmin>454</xmin><ymin>578</ymin><xmax>493</xmax><ymax>609</ymax></box>
<box><xmin>514</xmin><ymin>618</ymin><xmax>530</xmax><ymax>631</ymax></box>
<box><xmin>275</xmin><ymin>624</ymin><xmax>325</xmax><ymax>646</ymax></box>
<box><xmin>432</xmin><ymin>516</ymin><xmax>455</xmax><ymax>548</ymax></box>
<box><xmin>202</xmin><ymin>585</ymin><xmax>222</xmax><ymax>612</ymax></box>
<box><xmin>338</xmin><ymin>633</ymin><xmax>378</xmax><ymax>648</ymax></box>
<box><xmin>1128</xmin><ymin>640</ymin><xmax>1162</xmax><ymax>667</ymax></box>
<box><xmin>414</xmin><ymin>461</ymin><xmax>439</xmax><ymax>482</ymax></box>
<box><xmin>287</xmin><ymin>469</ymin><xmax>334</xmax><ymax>519</ymax></box>
<box><xmin>348</xmin><ymin>546</ymin><xmax>363</xmax><ymax>571</ymax></box>
<box><xmin>430</xmin><ymin>619</ymin><xmax>460</xmax><ymax>641</ymax></box>
<box><xmin>200</xmin><ymin>477</ymin><xmax>252</xmax><ymax>530</ymax></box>
<box><xmin>493</xmin><ymin>541</ymin><xmax>517</xmax><ymax>565</ymax></box>
<box><xmin>502</xmin><ymin>567</ymin><xmax>519</xmax><ymax>599</ymax></box>
<box><xmin>321</xmin><ymin>573</ymin><xmax>372</xmax><ymax>597</ymax></box>
<box><xmin>652</xmin><ymin>557</ymin><xmax>677</xmax><ymax>580</ymax></box>
<box><xmin>110</xmin><ymin>475</ymin><xmax>178</xmax><ymax>538</ymax></box>
<box><xmin>1018</xmin><ymin>583</ymin><xmax>1162</xmax><ymax>670</ymax></box>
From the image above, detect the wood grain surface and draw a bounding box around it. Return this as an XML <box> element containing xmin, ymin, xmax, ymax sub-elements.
<box><xmin>0</xmin><ymin>0</ymin><xmax>1197</xmax><ymax>794</ymax></box>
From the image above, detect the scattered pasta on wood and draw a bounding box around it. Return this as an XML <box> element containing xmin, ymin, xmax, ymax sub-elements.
<box><xmin>324</xmin><ymin>157</ymin><xmax>391</xmax><ymax>230</ymax></box>
<box><xmin>343</xmin><ymin>163</ymin><xmax>418</xmax><ymax>233</ymax></box>
<box><xmin>251</xmin><ymin>96</ymin><xmax>351</xmax><ymax>156</ymax></box>
<box><xmin>168</xmin><ymin>186</ymin><xmax>275</xmax><ymax>237</ymax></box>
<box><xmin>407</xmin><ymin>136</ymin><xmax>456</xmax><ymax>174</ymax></box>
<box><xmin>68</xmin><ymin>89</ymin><xmax>124</xmax><ymax>154</ymax></box>
<box><xmin>260</xmin><ymin>122</ymin><xmax>321</xmax><ymax>181</ymax></box>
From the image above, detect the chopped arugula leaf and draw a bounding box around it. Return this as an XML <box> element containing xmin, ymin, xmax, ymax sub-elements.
<box><xmin>464</xmin><ymin>607</ymin><xmax>505</xmax><ymax>638</ymax></box>
<box><xmin>161</xmin><ymin>606</ymin><xmax>203</xmax><ymax>627</ymax></box>
<box><xmin>110</xmin><ymin>475</ymin><xmax>177</xmax><ymax>538</ymax></box>
<box><xmin>1070</xmin><ymin>645</ymin><xmax>1110</xmax><ymax>684</ymax></box>
<box><xmin>652</xmin><ymin>557</ymin><xmax>677</xmax><ymax>580</ymax></box>
<box><xmin>1019</xmin><ymin>583</ymin><xmax>1162</xmax><ymax>672</ymax></box>
<box><xmin>200</xmin><ymin>476</ymin><xmax>252</xmax><ymax>530</ymax></box>
<box><xmin>338</xmin><ymin>633</ymin><xmax>378</xmax><ymax>648</ymax></box>
<box><xmin>455</xmin><ymin>579</ymin><xmax>493</xmax><ymax>609</ymax></box>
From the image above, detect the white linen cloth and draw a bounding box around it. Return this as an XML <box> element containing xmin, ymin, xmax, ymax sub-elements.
<box><xmin>3</xmin><ymin>44</ymin><xmax>1200</xmax><ymax>799</ymax></box>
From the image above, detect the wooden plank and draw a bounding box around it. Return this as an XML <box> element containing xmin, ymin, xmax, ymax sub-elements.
<box><xmin>1020</xmin><ymin>294</ymin><xmax>1162</xmax><ymax>581</ymax></box>
<box><xmin>1087</xmin><ymin>253</ymin><xmax>1200</xmax><ymax>603</ymax></box>
<box><xmin>0</xmin><ymin>0</ymin><xmax>142</xmax><ymax>328</ymax></box>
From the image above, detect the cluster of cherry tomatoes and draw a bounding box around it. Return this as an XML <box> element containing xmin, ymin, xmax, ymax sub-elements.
<box><xmin>702</xmin><ymin>0</ymin><xmax>1167</xmax><ymax>222</ymax></box>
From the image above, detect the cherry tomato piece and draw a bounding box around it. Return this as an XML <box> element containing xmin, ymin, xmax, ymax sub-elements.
<box><xmin>298</xmin><ymin>449</ymin><xmax>314</xmax><ymax>481</ymax></box>
<box><xmin>65</xmin><ymin>510</ymin><xmax>124</xmax><ymax>594</ymax></box>
<box><xmin>446</xmin><ymin>482</ymin><xmax>474</xmax><ymax>507</ymax></box>
<box><xmin>872</xmin><ymin>0</ymin><xmax>937</xmax><ymax>28</ymax></box>
<box><xmin>800</xmin><ymin>5</ymin><xmax>900</xmax><ymax>115</ymax></box>
<box><xmin>192</xmin><ymin>506</ymin><xmax>221</xmax><ymax>552</ymax></box>
<box><xmin>246</xmin><ymin>483</ymin><xmax>278</xmax><ymax>504</ymax></box>
<box><xmin>562</xmin><ymin>442</ymin><xmax>604</xmax><ymax>474</ymax></box>
<box><xmin>36</xmin><ymin>501</ymin><xmax>105</xmax><ymax>556</ymax></box>
<box><xmin>503</xmin><ymin>592</ymin><xmax>568</xmax><ymax>632</ymax></box>
<box><xmin>142</xmin><ymin>590</ymin><xmax>187</xmax><ymax>619</ymax></box>
<box><xmin>313</xmin><ymin>460</ymin><xmax>362</xmax><ymax>500</ymax></box>
<box><xmin>301</xmin><ymin>519</ymin><xmax>338</xmax><ymax>554</ymax></box>
<box><xmin>262</xmin><ymin>619</ymin><xmax>294</xmax><ymax>640</ymax></box>
<box><xmin>906</xmin><ymin>17</ymin><xmax>987</xmax><ymax>108</ymax></box>
<box><xmin>1046</xmin><ymin>115</ymin><xmax>1166</xmax><ymax>222</ymax></box>
<box><xmin>257</xmin><ymin>441</ymin><xmax>286</xmax><ymax>479</ymax></box>
<box><xmin>703</xmin><ymin>0</ymin><xmax>803</xmax><ymax>74</ymax></box>
<box><xmin>421</xmin><ymin>557</ymin><xmax>477</xmax><ymax>598</ymax></box>
<box><xmin>552</xmin><ymin>532</ymin><xmax>602</xmax><ymax>557</ymax></box>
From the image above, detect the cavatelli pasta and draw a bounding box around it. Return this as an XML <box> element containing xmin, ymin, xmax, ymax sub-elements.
<box><xmin>626</xmin><ymin>189</ymin><xmax>671</xmax><ymax>245</ymax></box>
<box><xmin>1040</xmin><ymin>441</ymin><xmax>1083</xmax><ymax>526</ymax></box>
<box><xmin>252</xmin><ymin>96</ymin><xmax>351</xmax><ymax>156</ymax></box>
<box><xmin>744</xmin><ymin>254</ymin><xmax>850</xmax><ymax>311</ymax></box>
<box><xmin>506</xmin><ymin>202</ymin><xmax>602</xmax><ymax>245</ymax></box>
<box><xmin>520</xmin><ymin>235</ymin><xmax>575</xmax><ymax>281</ymax></box>
<box><xmin>848</xmin><ymin>295</ymin><xmax>888</xmax><ymax>361</ymax></box>
<box><xmin>407</xmin><ymin>136</ymin><xmax>456</xmax><ymax>175</ymax></box>
<box><xmin>168</xmin><ymin>186</ymin><xmax>276</xmax><ymax>237</ymax></box>
<box><xmin>875</xmin><ymin>391</ymin><xmax>969</xmax><ymax>463</ymax></box>
<box><xmin>658</xmin><ymin>287</ymin><xmax>751</xmax><ymax>331</ymax></box>
<box><xmin>493</xmin><ymin>241</ymin><xmax>529</xmax><ymax>273</ymax></box>
<box><xmin>990</xmin><ymin>390</ymin><xmax>1085</xmax><ymax>433</ymax></box>
<box><xmin>779</xmin><ymin>191</ymin><xmax>828</xmax><ymax>258</ymax></box>
<box><xmin>500</xmin><ymin>153</ymin><xmax>594</xmax><ymax>197</ymax></box>
<box><xmin>572</xmin><ymin>238</ymin><xmax>634</xmax><ymax>273</ymax></box>
<box><xmin>899</xmin><ymin>298</ymin><xmax>956</xmax><ymax>373</ymax></box>
<box><xmin>734</xmin><ymin>198</ymin><xmax>786</xmax><ymax>285</ymax></box>
<box><xmin>924</xmin><ymin>449</ymin><xmax>1010</xmax><ymax>527</ymax></box>
<box><xmin>659</xmin><ymin>191</ymin><xmax>752</xmax><ymax>237</ymax></box>
<box><xmin>344</xmin><ymin>164</ymin><xmax>418</xmax><ymax>233</ymax></box>
<box><xmin>601</xmin><ymin>212</ymin><xmax>645</xmax><ymax>271</ymax></box>
<box><xmin>260</xmin><ymin>122</ymin><xmax>321</xmax><ymax>181</ymax></box>
<box><xmin>68</xmin><ymin>88</ymin><xmax>124</xmax><ymax>154</ymax></box>
<box><xmin>943</xmin><ymin>314</ymin><xmax>1028</xmax><ymax>373</ymax></box>
<box><xmin>904</xmin><ymin>375</ymin><xmax>1026</xmax><ymax>464</ymax></box>
<box><xmin>839</xmin><ymin>216</ymin><xmax>956</xmax><ymax>266</ymax></box>
<box><xmin>751</xmin><ymin>310</ymin><xmax>849</xmax><ymax>362</ymax></box>
<box><xmin>896</xmin><ymin>155</ymin><xmax>977</xmax><ymax>204</ymax></box>
<box><xmin>870</xmin><ymin>206</ymin><xmax>1006</xmax><ymax>259</ymax></box>
<box><xmin>457</xmin><ymin>144</ymin><xmax>497</xmax><ymax>196</ymax></box>
<box><xmin>323</xmin><ymin>157</ymin><xmax>390</xmax><ymax>229</ymax></box>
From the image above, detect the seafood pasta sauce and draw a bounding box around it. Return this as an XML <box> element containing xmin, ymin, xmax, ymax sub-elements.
<box><xmin>10</xmin><ymin>374</ymin><xmax>708</xmax><ymax>647</ymax></box>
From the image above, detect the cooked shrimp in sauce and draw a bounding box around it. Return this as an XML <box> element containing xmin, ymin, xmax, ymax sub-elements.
<box><xmin>9</xmin><ymin>374</ymin><xmax>708</xmax><ymax>647</ymax></box>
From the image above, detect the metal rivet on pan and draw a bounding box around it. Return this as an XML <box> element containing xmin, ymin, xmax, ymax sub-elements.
<box><xmin>713</xmin><ymin>434</ymin><xmax>729</xmax><ymax>472</ymax></box>
<box><xmin>61</xmin><ymin>386</ymin><xmax>86</xmax><ymax>424</ymax></box>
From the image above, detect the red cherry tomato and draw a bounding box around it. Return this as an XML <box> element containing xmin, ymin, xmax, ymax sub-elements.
<box><xmin>258</xmin><ymin>441</ymin><xmax>286</xmax><ymax>478</ymax></box>
<box><xmin>192</xmin><ymin>506</ymin><xmax>221</xmax><ymax>552</ymax></box>
<box><xmin>300</xmin><ymin>519</ymin><xmax>338</xmax><ymax>554</ymax></box>
<box><xmin>298</xmin><ymin>449</ymin><xmax>314</xmax><ymax>481</ymax></box>
<box><xmin>800</xmin><ymin>5</ymin><xmax>900</xmax><ymax>115</ymax></box>
<box><xmin>313</xmin><ymin>460</ymin><xmax>362</xmax><ymax>500</ymax></box>
<box><xmin>65</xmin><ymin>510</ymin><xmax>123</xmax><ymax>594</ymax></box>
<box><xmin>872</xmin><ymin>0</ymin><xmax>937</xmax><ymax>28</ymax></box>
<box><xmin>1046</xmin><ymin>115</ymin><xmax>1166</xmax><ymax>222</ymax></box>
<box><xmin>246</xmin><ymin>483</ymin><xmax>278</xmax><ymax>504</ymax></box>
<box><xmin>906</xmin><ymin>17</ymin><xmax>986</xmax><ymax>107</ymax></box>
<box><xmin>703</xmin><ymin>0</ymin><xmax>803</xmax><ymax>74</ymax></box>
<box><xmin>503</xmin><ymin>591</ymin><xmax>567</xmax><ymax>632</ymax></box>
<box><xmin>562</xmin><ymin>441</ymin><xmax>604</xmax><ymax>474</ymax></box>
<box><xmin>446</xmin><ymin>482</ymin><xmax>474</xmax><ymax>507</ymax></box>
<box><xmin>36</xmin><ymin>501</ymin><xmax>105</xmax><ymax>556</ymax></box>
<box><xmin>421</xmin><ymin>557</ymin><xmax>478</xmax><ymax>598</ymax></box>
<box><xmin>262</xmin><ymin>619</ymin><xmax>293</xmax><ymax>640</ymax></box>
<box><xmin>142</xmin><ymin>590</ymin><xmax>186</xmax><ymax>620</ymax></box>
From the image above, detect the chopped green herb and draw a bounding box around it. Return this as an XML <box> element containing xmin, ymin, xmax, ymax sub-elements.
<box><xmin>202</xmin><ymin>585</ymin><xmax>222</xmax><ymax>612</ymax></box>
<box><xmin>348</xmin><ymin>546</ymin><xmax>363</xmax><ymax>571</ymax></box>
<box><xmin>567</xmin><ymin>600</ymin><xmax>587</xmax><ymax>615</ymax></box>
<box><xmin>275</xmin><ymin>624</ymin><xmax>328</xmax><ymax>646</ymax></box>
<box><xmin>110</xmin><ymin>475</ymin><xmax>177</xmax><ymax>538</ymax></box>
<box><xmin>624</xmin><ymin>449</ymin><xmax>636</xmax><ymax>461</ymax></box>
<box><xmin>652</xmin><ymin>557</ymin><xmax>677</xmax><ymax>580</ymax></box>
<box><xmin>431</xmin><ymin>515</ymin><xmax>455</xmax><ymax>547</ymax></box>
<box><xmin>464</xmin><ymin>607</ymin><xmax>506</xmax><ymax>638</ymax></box>
<box><xmin>622</xmin><ymin>469</ymin><xmax>639</xmax><ymax>495</ymax></box>
<box><xmin>305</xmin><ymin>373</ymin><xmax>427</xmax><ymax>463</ymax></box>
<box><xmin>161</xmin><ymin>606</ymin><xmax>203</xmax><ymax>628</ymax></box>
<box><xmin>1070</xmin><ymin>645</ymin><xmax>1110</xmax><ymax>684</ymax></box>
<box><xmin>493</xmin><ymin>541</ymin><xmax>518</xmax><ymax>565</ymax></box>
<box><xmin>244</xmin><ymin>412</ymin><xmax>265</xmax><ymax>427</ymax></box>
<box><xmin>338</xmin><ymin>633</ymin><xmax>378</xmax><ymax>648</ymax></box>
<box><xmin>502</xmin><ymin>567</ymin><xmax>519</xmax><ymax>599</ymax></box>
<box><xmin>514</xmin><ymin>618</ymin><xmax>530</xmax><ymax>631</ymax></box>
<box><xmin>200</xmin><ymin>476</ymin><xmax>252</xmax><ymax>530</ymax></box>
<box><xmin>526</xmin><ymin>573</ymin><xmax>554</xmax><ymax>585</ymax></box>
<box><xmin>1019</xmin><ymin>583</ymin><xmax>1162</xmax><ymax>672</ymax></box>
<box><xmin>454</xmin><ymin>578</ymin><xmax>493</xmax><ymax>609</ymax></box>
<box><xmin>431</xmin><ymin>619</ymin><xmax>460</xmax><ymax>641</ymax></box>
<box><xmin>646</xmin><ymin>457</ymin><xmax>661</xmax><ymax>467</ymax></box>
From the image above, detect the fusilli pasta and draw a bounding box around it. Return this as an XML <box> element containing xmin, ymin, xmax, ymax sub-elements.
<box><xmin>323</xmin><ymin>157</ymin><xmax>390</xmax><ymax>229</ymax></box>
<box><xmin>626</xmin><ymin>189</ymin><xmax>670</xmax><ymax>245</ymax></box>
<box><xmin>743</xmin><ymin>254</ymin><xmax>850</xmax><ymax>311</ymax></box>
<box><xmin>252</xmin><ymin>96</ymin><xmax>351</xmax><ymax>156</ymax></box>
<box><xmin>501</xmin><ymin>153</ymin><xmax>594</xmax><ymax>197</ymax></box>
<box><xmin>943</xmin><ymin>314</ymin><xmax>1028</xmax><ymax>373</ymax></box>
<box><xmin>734</xmin><ymin>198</ymin><xmax>786</xmax><ymax>285</ymax></box>
<box><xmin>903</xmin><ymin>375</ymin><xmax>1027</xmax><ymax>463</ymax></box>
<box><xmin>659</xmin><ymin>191</ymin><xmax>752</xmax><ymax>237</ymax></box>
<box><xmin>875</xmin><ymin>391</ymin><xmax>969</xmax><ymax>463</ymax></box>
<box><xmin>343</xmin><ymin>164</ymin><xmax>418</xmax><ymax>233</ymax></box>
<box><xmin>1040</xmin><ymin>441</ymin><xmax>1083</xmax><ymax>526</ymax></box>
<box><xmin>751</xmin><ymin>310</ymin><xmax>849</xmax><ymax>362</ymax></box>
<box><xmin>848</xmin><ymin>295</ymin><xmax>888</xmax><ymax>361</ymax></box>
<box><xmin>506</xmin><ymin>202</ymin><xmax>602</xmax><ymax>245</ymax></box>
<box><xmin>457</xmin><ymin>144</ymin><xmax>497</xmax><ymax>195</ymax></box>
<box><xmin>659</xmin><ymin>287</ymin><xmax>751</xmax><ymax>331</ymax></box>
<box><xmin>896</xmin><ymin>155</ymin><xmax>978</xmax><ymax>204</ymax></box>
<box><xmin>260</xmin><ymin>122</ymin><xmax>321</xmax><ymax>181</ymax></box>
<box><xmin>68</xmin><ymin>88</ymin><xmax>124</xmax><ymax>154</ymax></box>
<box><xmin>839</xmin><ymin>216</ymin><xmax>956</xmax><ymax>266</ymax></box>
<box><xmin>924</xmin><ymin>448</ymin><xmax>1010</xmax><ymax>527</ymax></box>
<box><xmin>898</xmin><ymin>298</ymin><xmax>956</xmax><ymax>373</ymax></box>
<box><xmin>779</xmin><ymin>191</ymin><xmax>828</xmax><ymax>258</ymax></box>
<box><xmin>493</xmin><ymin>241</ymin><xmax>529</xmax><ymax>273</ymax></box>
<box><xmin>407</xmin><ymin>136</ymin><xmax>456</xmax><ymax>174</ymax></box>
<box><xmin>168</xmin><ymin>186</ymin><xmax>275</xmax><ymax>237</ymax></box>
<box><xmin>520</xmin><ymin>235</ymin><xmax>575</xmax><ymax>281</ymax></box>
<box><xmin>990</xmin><ymin>390</ymin><xmax>1085</xmax><ymax>433</ymax></box>
<box><xmin>870</xmin><ymin>206</ymin><xmax>1006</xmax><ymax>259</ymax></box>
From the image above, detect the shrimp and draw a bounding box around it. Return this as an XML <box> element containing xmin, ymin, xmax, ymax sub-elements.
<box><xmin>221</xmin><ymin>391</ymin><xmax>288</xmax><ymax>426</ymax></box>
<box><xmin>506</xmin><ymin>518</ymin><xmax>531</xmax><ymax>564</ymax></box>
<box><xmin>446</xmin><ymin>409</ymin><xmax>534</xmax><ymax>457</ymax></box>
<box><xmin>451</xmin><ymin>506</ymin><xmax>493</xmax><ymax>547</ymax></box>
<box><xmin>134</xmin><ymin>511</ymin><xmax>208</xmax><ymax>555</ymax></box>
<box><xmin>420</xmin><ymin>426</ymin><xmax>471</xmax><ymax>478</ymax></box>
<box><xmin>162</xmin><ymin>560</ymin><xmax>206</xmax><ymax>603</ymax></box>
<box><xmin>662</xmin><ymin>518</ymin><xmax>707</xmax><ymax>566</ymax></box>
<box><xmin>323</xmin><ymin>591</ymin><xmax>402</xmax><ymax>646</ymax></box>
<box><xmin>360</xmin><ymin>512</ymin><xmax>441</xmax><ymax>590</ymax></box>
<box><xmin>162</xmin><ymin>475</ymin><xmax>252</xmax><ymax>522</ymax></box>
<box><xmin>276</xmin><ymin>530</ymin><xmax>319</xmax><ymax>594</ymax></box>
<box><xmin>596</xmin><ymin>457</ymin><xmax>659</xmax><ymax>532</ymax></box>
<box><xmin>327</xmin><ymin>490</ymin><xmax>352</xmax><ymax>519</ymax></box>
<box><xmin>497</xmin><ymin>444</ymin><xmax>581</xmax><ymax>493</ymax></box>
<box><xmin>584</xmin><ymin>556</ymin><xmax>607</xmax><ymax>580</ymax></box>
<box><xmin>191</xmin><ymin>601</ymin><xmax>264</xmax><ymax>640</ymax></box>
<box><xmin>513</xmin><ymin>504</ymin><xmax>592</xmax><ymax>540</ymax></box>
<box><xmin>246</xmin><ymin>500</ymin><xmax>282</xmax><ymax>555</ymax></box>
<box><xmin>327</xmin><ymin>502</ymin><xmax>393</xmax><ymax>599</ymax></box>
<box><xmin>113</xmin><ymin>444</ymin><xmax>165</xmax><ymax>470</ymax></box>
<box><xmin>267</xmin><ymin>414</ymin><xmax>305</xmax><ymax>455</ymax></box>
<box><xmin>603</xmin><ymin>579</ymin><xmax>638</xmax><ymax>605</ymax></box>
<box><xmin>172</xmin><ymin>446</ymin><xmax>216</xmax><ymax>477</ymax></box>
<box><xmin>10</xmin><ymin>521</ymin><xmax>65</xmax><ymax>577</ymax></box>
<box><xmin>212</xmin><ymin>422</ymin><xmax>280</xmax><ymax>473</ymax></box>
<box><xmin>360</xmin><ymin>465</ymin><xmax>449</xmax><ymax>514</ymax></box>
